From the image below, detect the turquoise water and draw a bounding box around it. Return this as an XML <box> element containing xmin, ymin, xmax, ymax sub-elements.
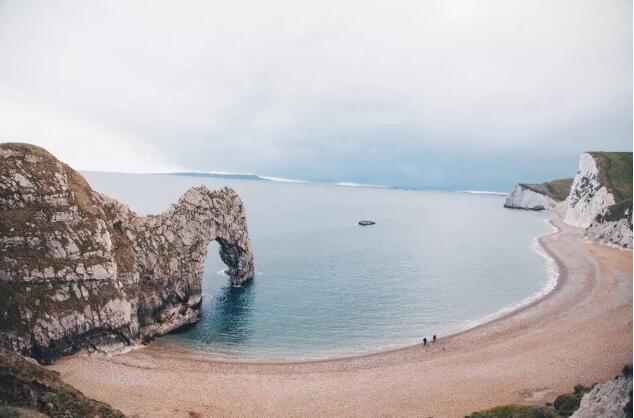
<box><xmin>83</xmin><ymin>172</ymin><xmax>554</xmax><ymax>360</ymax></box>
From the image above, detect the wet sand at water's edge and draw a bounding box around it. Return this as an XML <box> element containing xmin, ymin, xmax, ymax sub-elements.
<box><xmin>51</xmin><ymin>218</ymin><xmax>633</xmax><ymax>417</ymax></box>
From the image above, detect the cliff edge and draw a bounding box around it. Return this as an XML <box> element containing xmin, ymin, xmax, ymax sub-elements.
<box><xmin>565</xmin><ymin>152</ymin><xmax>632</xmax><ymax>250</ymax></box>
<box><xmin>504</xmin><ymin>179</ymin><xmax>573</xmax><ymax>211</ymax></box>
<box><xmin>505</xmin><ymin>152</ymin><xmax>632</xmax><ymax>250</ymax></box>
<box><xmin>0</xmin><ymin>143</ymin><xmax>255</xmax><ymax>363</ymax></box>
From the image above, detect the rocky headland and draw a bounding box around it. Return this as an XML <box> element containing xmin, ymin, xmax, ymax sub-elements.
<box><xmin>504</xmin><ymin>178</ymin><xmax>573</xmax><ymax>211</ymax></box>
<box><xmin>0</xmin><ymin>143</ymin><xmax>255</xmax><ymax>364</ymax></box>
<box><xmin>505</xmin><ymin>152</ymin><xmax>632</xmax><ymax>250</ymax></box>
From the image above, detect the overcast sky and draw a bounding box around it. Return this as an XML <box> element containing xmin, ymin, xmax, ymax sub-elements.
<box><xmin>0</xmin><ymin>0</ymin><xmax>631</xmax><ymax>190</ymax></box>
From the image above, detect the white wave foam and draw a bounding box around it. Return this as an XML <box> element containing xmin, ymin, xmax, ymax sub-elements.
<box><xmin>459</xmin><ymin>190</ymin><xmax>507</xmax><ymax>196</ymax></box>
<box><xmin>335</xmin><ymin>182</ymin><xmax>387</xmax><ymax>188</ymax></box>
<box><xmin>259</xmin><ymin>176</ymin><xmax>308</xmax><ymax>184</ymax></box>
<box><xmin>455</xmin><ymin>217</ymin><xmax>559</xmax><ymax>333</ymax></box>
<box><xmin>183</xmin><ymin>169</ymin><xmax>256</xmax><ymax>176</ymax></box>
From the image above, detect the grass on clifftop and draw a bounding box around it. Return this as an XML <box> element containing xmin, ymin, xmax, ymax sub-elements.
<box><xmin>521</xmin><ymin>178</ymin><xmax>574</xmax><ymax>202</ymax></box>
<box><xmin>465</xmin><ymin>404</ymin><xmax>562</xmax><ymax>418</ymax></box>
<box><xmin>0</xmin><ymin>348</ymin><xmax>124</xmax><ymax>418</ymax></box>
<box><xmin>590</xmin><ymin>152</ymin><xmax>633</xmax><ymax>202</ymax></box>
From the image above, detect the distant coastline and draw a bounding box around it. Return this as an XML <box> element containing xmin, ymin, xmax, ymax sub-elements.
<box><xmin>83</xmin><ymin>169</ymin><xmax>509</xmax><ymax>194</ymax></box>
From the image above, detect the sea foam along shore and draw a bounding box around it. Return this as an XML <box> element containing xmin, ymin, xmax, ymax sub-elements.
<box><xmin>50</xmin><ymin>215</ymin><xmax>632</xmax><ymax>418</ymax></box>
<box><xmin>453</xmin><ymin>216</ymin><xmax>560</xmax><ymax>336</ymax></box>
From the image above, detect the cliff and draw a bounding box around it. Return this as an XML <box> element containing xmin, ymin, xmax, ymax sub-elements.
<box><xmin>565</xmin><ymin>152</ymin><xmax>632</xmax><ymax>250</ymax></box>
<box><xmin>571</xmin><ymin>367</ymin><xmax>632</xmax><ymax>418</ymax></box>
<box><xmin>0</xmin><ymin>143</ymin><xmax>255</xmax><ymax>363</ymax></box>
<box><xmin>504</xmin><ymin>179</ymin><xmax>573</xmax><ymax>210</ymax></box>
<box><xmin>505</xmin><ymin>152</ymin><xmax>632</xmax><ymax>250</ymax></box>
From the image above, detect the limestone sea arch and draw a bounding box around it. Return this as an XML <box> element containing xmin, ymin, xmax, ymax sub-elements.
<box><xmin>0</xmin><ymin>143</ymin><xmax>255</xmax><ymax>363</ymax></box>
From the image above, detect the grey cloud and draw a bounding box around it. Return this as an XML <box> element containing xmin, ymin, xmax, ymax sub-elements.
<box><xmin>0</xmin><ymin>0</ymin><xmax>631</xmax><ymax>189</ymax></box>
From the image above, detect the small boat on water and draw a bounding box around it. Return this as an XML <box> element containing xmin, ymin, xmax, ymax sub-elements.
<box><xmin>358</xmin><ymin>220</ymin><xmax>375</xmax><ymax>226</ymax></box>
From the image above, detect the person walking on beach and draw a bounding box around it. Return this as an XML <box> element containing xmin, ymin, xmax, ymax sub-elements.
<box><xmin>423</xmin><ymin>337</ymin><xmax>427</xmax><ymax>346</ymax></box>
<box><xmin>432</xmin><ymin>335</ymin><xmax>437</xmax><ymax>343</ymax></box>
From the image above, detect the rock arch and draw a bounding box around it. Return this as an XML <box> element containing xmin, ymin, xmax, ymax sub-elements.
<box><xmin>0</xmin><ymin>143</ymin><xmax>254</xmax><ymax>363</ymax></box>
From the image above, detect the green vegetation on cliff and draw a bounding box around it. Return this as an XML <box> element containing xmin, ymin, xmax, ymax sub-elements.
<box><xmin>589</xmin><ymin>152</ymin><xmax>633</xmax><ymax>230</ymax></box>
<box><xmin>0</xmin><ymin>348</ymin><xmax>124</xmax><ymax>417</ymax></box>
<box><xmin>466</xmin><ymin>366</ymin><xmax>634</xmax><ymax>418</ymax></box>
<box><xmin>520</xmin><ymin>178</ymin><xmax>574</xmax><ymax>202</ymax></box>
<box><xmin>463</xmin><ymin>385</ymin><xmax>592</xmax><ymax>418</ymax></box>
<box><xmin>465</xmin><ymin>404</ymin><xmax>561</xmax><ymax>418</ymax></box>
<box><xmin>589</xmin><ymin>152</ymin><xmax>633</xmax><ymax>203</ymax></box>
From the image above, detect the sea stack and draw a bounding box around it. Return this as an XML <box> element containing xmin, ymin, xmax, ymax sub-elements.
<box><xmin>0</xmin><ymin>143</ymin><xmax>255</xmax><ymax>363</ymax></box>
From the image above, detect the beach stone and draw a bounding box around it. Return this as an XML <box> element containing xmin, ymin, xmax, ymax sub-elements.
<box><xmin>0</xmin><ymin>143</ymin><xmax>255</xmax><ymax>363</ymax></box>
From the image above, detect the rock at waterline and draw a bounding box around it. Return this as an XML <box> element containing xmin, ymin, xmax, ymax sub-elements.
<box><xmin>359</xmin><ymin>220</ymin><xmax>376</xmax><ymax>226</ymax></box>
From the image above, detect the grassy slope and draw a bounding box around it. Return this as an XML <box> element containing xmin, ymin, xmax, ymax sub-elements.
<box><xmin>589</xmin><ymin>152</ymin><xmax>633</xmax><ymax>203</ymax></box>
<box><xmin>590</xmin><ymin>152</ymin><xmax>633</xmax><ymax>226</ymax></box>
<box><xmin>0</xmin><ymin>348</ymin><xmax>125</xmax><ymax>418</ymax></box>
<box><xmin>520</xmin><ymin>178</ymin><xmax>574</xmax><ymax>202</ymax></box>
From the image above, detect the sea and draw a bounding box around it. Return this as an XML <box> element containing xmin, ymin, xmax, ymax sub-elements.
<box><xmin>82</xmin><ymin>171</ymin><xmax>555</xmax><ymax>361</ymax></box>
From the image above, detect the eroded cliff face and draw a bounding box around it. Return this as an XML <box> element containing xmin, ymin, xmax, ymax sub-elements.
<box><xmin>564</xmin><ymin>152</ymin><xmax>632</xmax><ymax>250</ymax></box>
<box><xmin>585</xmin><ymin>202</ymin><xmax>633</xmax><ymax>250</ymax></box>
<box><xmin>571</xmin><ymin>372</ymin><xmax>632</xmax><ymax>418</ymax></box>
<box><xmin>565</xmin><ymin>153</ymin><xmax>616</xmax><ymax>229</ymax></box>
<box><xmin>0</xmin><ymin>143</ymin><xmax>254</xmax><ymax>363</ymax></box>
<box><xmin>504</xmin><ymin>184</ymin><xmax>557</xmax><ymax>211</ymax></box>
<box><xmin>505</xmin><ymin>152</ymin><xmax>632</xmax><ymax>251</ymax></box>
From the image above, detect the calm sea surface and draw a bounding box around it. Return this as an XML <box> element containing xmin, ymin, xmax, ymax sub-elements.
<box><xmin>83</xmin><ymin>172</ymin><xmax>554</xmax><ymax>360</ymax></box>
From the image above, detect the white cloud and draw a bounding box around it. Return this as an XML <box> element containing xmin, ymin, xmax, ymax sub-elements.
<box><xmin>0</xmin><ymin>0</ymin><xmax>630</xmax><ymax>187</ymax></box>
<box><xmin>0</xmin><ymin>88</ymin><xmax>178</xmax><ymax>172</ymax></box>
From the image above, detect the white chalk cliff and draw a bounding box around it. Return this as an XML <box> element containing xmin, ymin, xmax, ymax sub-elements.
<box><xmin>506</xmin><ymin>152</ymin><xmax>632</xmax><ymax>251</ymax></box>
<box><xmin>585</xmin><ymin>210</ymin><xmax>632</xmax><ymax>250</ymax></box>
<box><xmin>0</xmin><ymin>143</ymin><xmax>255</xmax><ymax>363</ymax></box>
<box><xmin>504</xmin><ymin>184</ymin><xmax>557</xmax><ymax>211</ymax></box>
<box><xmin>564</xmin><ymin>153</ymin><xmax>632</xmax><ymax>250</ymax></box>
<box><xmin>564</xmin><ymin>153</ymin><xmax>616</xmax><ymax>228</ymax></box>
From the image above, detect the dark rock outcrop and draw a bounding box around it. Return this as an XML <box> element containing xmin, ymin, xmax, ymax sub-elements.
<box><xmin>0</xmin><ymin>143</ymin><xmax>255</xmax><ymax>363</ymax></box>
<box><xmin>0</xmin><ymin>347</ymin><xmax>125</xmax><ymax>417</ymax></box>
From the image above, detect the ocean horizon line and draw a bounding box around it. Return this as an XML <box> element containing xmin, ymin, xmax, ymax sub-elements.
<box><xmin>79</xmin><ymin>169</ymin><xmax>509</xmax><ymax>195</ymax></box>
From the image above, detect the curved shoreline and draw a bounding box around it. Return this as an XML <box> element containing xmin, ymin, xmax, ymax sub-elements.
<box><xmin>50</xmin><ymin>216</ymin><xmax>633</xmax><ymax>417</ymax></box>
<box><xmin>148</xmin><ymin>215</ymin><xmax>564</xmax><ymax>366</ymax></box>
